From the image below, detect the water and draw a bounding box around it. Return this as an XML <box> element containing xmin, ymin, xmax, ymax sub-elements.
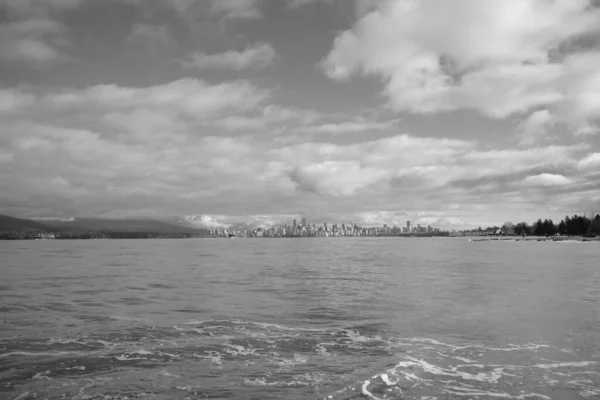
<box><xmin>0</xmin><ymin>238</ymin><xmax>599</xmax><ymax>399</ymax></box>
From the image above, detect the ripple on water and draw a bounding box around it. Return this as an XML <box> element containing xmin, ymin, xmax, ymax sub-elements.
<box><xmin>2</xmin><ymin>318</ymin><xmax>598</xmax><ymax>399</ymax></box>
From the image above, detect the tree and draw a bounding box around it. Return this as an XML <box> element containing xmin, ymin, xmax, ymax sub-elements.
<box><xmin>533</xmin><ymin>219</ymin><xmax>544</xmax><ymax>236</ymax></box>
<box><xmin>501</xmin><ymin>221</ymin><xmax>515</xmax><ymax>235</ymax></box>
<box><xmin>514</xmin><ymin>222</ymin><xmax>530</xmax><ymax>237</ymax></box>
<box><xmin>592</xmin><ymin>215</ymin><xmax>600</xmax><ymax>235</ymax></box>
<box><xmin>558</xmin><ymin>219</ymin><xmax>567</xmax><ymax>235</ymax></box>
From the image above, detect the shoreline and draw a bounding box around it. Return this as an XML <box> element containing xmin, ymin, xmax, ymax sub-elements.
<box><xmin>468</xmin><ymin>236</ymin><xmax>599</xmax><ymax>242</ymax></box>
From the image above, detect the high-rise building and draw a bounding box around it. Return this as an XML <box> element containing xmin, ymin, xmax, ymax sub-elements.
<box><xmin>301</xmin><ymin>217</ymin><xmax>307</xmax><ymax>226</ymax></box>
<box><xmin>406</xmin><ymin>221</ymin><xmax>411</xmax><ymax>232</ymax></box>
<box><xmin>293</xmin><ymin>219</ymin><xmax>297</xmax><ymax>227</ymax></box>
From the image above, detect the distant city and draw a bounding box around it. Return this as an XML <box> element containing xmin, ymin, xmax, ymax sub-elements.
<box><xmin>209</xmin><ymin>218</ymin><xmax>448</xmax><ymax>238</ymax></box>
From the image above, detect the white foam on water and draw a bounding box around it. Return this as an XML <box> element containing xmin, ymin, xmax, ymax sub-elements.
<box><xmin>408</xmin><ymin>338</ymin><xmax>550</xmax><ymax>353</ymax></box>
<box><xmin>580</xmin><ymin>388</ymin><xmax>600</xmax><ymax>398</ymax></box>
<box><xmin>223</xmin><ymin>344</ymin><xmax>257</xmax><ymax>356</ymax></box>
<box><xmin>443</xmin><ymin>387</ymin><xmax>551</xmax><ymax>399</ymax></box>
<box><xmin>344</xmin><ymin>329</ymin><xmax>383</xmax><ymax>343</ymax></box>
<box><xmin>271</xmin><ymin>353</ymin><xmax>308</xmax><ymax>369</ymax></box>
<box><xmin>157</xmin><ymin>369</ymin><xmax>180</xmax><ymax>378</ymax></box>
<box><xmin>454</xmin><ymin>356</ymin><xmax>476</xmax><ymax>363</ymax></box>
<box><xmin>13</xmin><ymin>392</ymin><xmax>35</xmax><ymax>400</ymax></box>
<box><xmin>114</xmin><ymin>354</ymin><xmax>146</xmax><ymax>361</ymax></box>
<box><xmin>315</xmin><ymin>343</ymin><xmax>331</xmax><ymax>357</ymax></box>
<box><xmin>157</xmin><ymin>350</ymin><xmax>179</xmax><ymax>358</ymax></box>
<box><xmin>243</xmin><ymin>377</ymin><xmax>311</xmax><ymax>387</ymax></box>
<box><xmin>380</xmin><ymin>373</ymin><xmax>398</xmax><ymax>386</ymax></box>
<box><xmin>361</xmin><ymin>379</ymin><xmax>384</xmax><ymax>400</ymax></box>
<box><xmin>195</xmin><ymin>350</ymin><xmax>222</xmax><ymax>365</ymax></box>
<box><xmin>31</xmin><ymin>370</ymin><xmax>52</xmax><ymax>380</ymax></box>
<box><xmin>131</xmin><ymin>349</ymin><xmax>153</xmax><ymax>355</ymax></box>
<box><xmin>395</xmin><ymin>356</ymin><xmax>507</xmax><ymax>383</ymax></box>
<box><xmin>534</xmin><ymin>361</ymin><xmax>596</xmax><ymax>369</ymax></box>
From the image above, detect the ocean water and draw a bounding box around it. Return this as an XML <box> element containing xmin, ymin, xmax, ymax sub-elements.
<box><xmin>0</xmin><ymin>238</ymin><xmax>599</xmax><ymax>400</ymax></box>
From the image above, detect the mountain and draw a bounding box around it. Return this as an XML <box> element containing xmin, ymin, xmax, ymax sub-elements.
<box><xmin>36</xmin><ymin>218</ymin><xmax>208</xmax><ymax>234</ymax></box>
<box><xmin>0</xmin><ymin>215</ymin><xmax>49</xmax><ymax>231</ymax></box>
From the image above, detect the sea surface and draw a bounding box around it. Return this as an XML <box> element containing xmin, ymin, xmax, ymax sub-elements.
<box><xmin>0</xmin><ymin>238</ymin><xmax>599</xmax><ymax>400</ymax></box>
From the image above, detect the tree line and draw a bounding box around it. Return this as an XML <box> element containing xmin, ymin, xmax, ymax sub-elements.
<box><xmin>512</xmin><ymin>214</ymin><xmax>600</xmax><ymax>237</ymax></box>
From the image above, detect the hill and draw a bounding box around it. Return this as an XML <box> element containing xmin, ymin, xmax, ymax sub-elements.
<box><xmin>0</xmin><ymin>215</ymin><xmax>50</xmax><ymax>231</ymax></box>
<box><xmin>36</xmin><ymin>218</ymin><xmax>208</xmax><ymax>234</ymax></box>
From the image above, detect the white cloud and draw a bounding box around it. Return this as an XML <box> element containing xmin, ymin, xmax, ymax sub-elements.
<box><xmin>184</xmin><ymin>215</ymin><xmax>231</xmax><ymax>229</ymax></box>
<box><xmin>578</xmin><ymin>153</ymin><xmax>600</xmax><ymax>169</ymax></box>
<box><xmin>322</xmin><ymin>0</ymin><xmax>600</xmax><ymax>134</ymax></box>
<box><xmin>523</xmin><ymin>173</ymin><xmax>572</xmax><ymax>186</ymax></box>
<box><xmin>289</xmin><ymin>161</ymin><xmax>388</xmax><ymax>196</ymax></box>
<box><xmin>518</xmin><ymin>109</ymin><xmax>554</xmax><ymax>146</ymax></box>
<box><xmin>182</xmin><ymin>43</ymin><xmax>277</xmax><ymax>70</ymax></box>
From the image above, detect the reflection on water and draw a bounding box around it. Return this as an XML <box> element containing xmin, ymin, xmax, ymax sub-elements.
<box><xmin>0</xmin><ymin>238</ymin><xmax>599</xmax><ymax>399</ymax></box>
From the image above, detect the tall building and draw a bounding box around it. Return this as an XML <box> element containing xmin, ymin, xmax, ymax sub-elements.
<box><xmin>301</xmin><ymin>217</ymin><xmax>307</xmax><ymax>226</ymax></box>
<box><xmin>406</xmin><ymin>221</ymin><xmax>411</xmax><ymax>232</ymax></box>
<box><xmin>293</xmin><ymin>219</ymin><xmax>297</xmax><ymax>228</ymax></box>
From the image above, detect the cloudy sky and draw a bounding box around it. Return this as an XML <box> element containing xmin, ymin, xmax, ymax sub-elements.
<box><xmin>1</xmin><ymin>0</ymin><xmax>600</xmax><ymax>228</ymax></box>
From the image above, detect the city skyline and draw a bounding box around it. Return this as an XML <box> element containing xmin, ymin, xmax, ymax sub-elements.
<box><xmin>1</xmin><ymin>0</ymin><xmax>600</xmax><ymax>228</ymax></box>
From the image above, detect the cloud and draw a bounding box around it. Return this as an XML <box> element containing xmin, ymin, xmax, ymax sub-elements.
<box><xmin>517</xmin><ymin>109</ymin><xmax>554</xmax><ymax>146</ymax></box>
<box><xmin>184</xmin><ymin>215</ymin><xmax>231</xmax><ymax>229</ymax></box>
<box><xmin>209</xmin><ymin>0</ymin><xmax>262</xmax><ymax>20</ymax></box>
<box><xmin>126</xmin><ymin>23</ymin><xmax>171</xmax><ymax>49</ymax></box>
<box><xmin>181</xmin><ymin>43</ymin><xmax>277</xmax><ymax>70</ymax></box>
<box><xmin>0</xmin><ymin>18</ymin><xmax>69</xmax><ymax>66</ymax></box>
<box><xmin>38</xmin><ymin>78</ymin><xmax>270</xmax><ymax>117</ymax></box>
<box><xmin>289</xmin><ymin>161</ymin><xmax>388</xmax><ymax>196</ymax></box>
<box><xmin>523</xmin><ymin>173</ymin><xmax>572</xmax><ymax>187</ymax></box>
<box><xmin>0</xmin><ymin>77</ymin><xmax>597</xmax><ymax>226</ymax></box>
<box><xmin>322</xmin><ymin>0</ymin><xmax>600</xmax><ymax>135</ymax></box>
<box><xmin>298</xmin><ymin>119</ymin><xmax>399</xmax><ymax>135</ymax></box>
<box><xmin>578</xmin><ymin>153</ymin><xmax>600</xmax><ymax>169</ymax></box>
<box><xmin>0</xmin><ymin>89</ymin><xmax>35</xmax><ymax>112</ymax></box>
<box><xmin>286</xmin><ymin>0</ymin><xmax>322</xmax><ymax>7</ymax></box>
<box><xmin>214</xmin><ymin>105</ymin><xmax>320</xmax><ymax>131</ymax></box>
<box><xmin>0</xmin><ymin>0</ymin><xmax>86</xmax><ymax>16</ymax></box>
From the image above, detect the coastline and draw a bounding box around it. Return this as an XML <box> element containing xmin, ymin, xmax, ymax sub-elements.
<box><xmin>468</xmin><ymin>236</ymin><xmax>600</xmax><ymax>242</ymax></box>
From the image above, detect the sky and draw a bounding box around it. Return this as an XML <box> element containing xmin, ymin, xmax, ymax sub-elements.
<box><xmin>1</xmin><ymin>0</ymin><xmax>600</xmax><ymax>229</ymax></box>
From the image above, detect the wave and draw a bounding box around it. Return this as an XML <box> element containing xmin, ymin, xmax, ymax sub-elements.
<box><xmin>2</xmin><ymin>318</ymin><xmax>598</xmax><ymax>399</ymax></box>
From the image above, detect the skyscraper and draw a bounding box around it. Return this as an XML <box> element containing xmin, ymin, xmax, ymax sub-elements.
<box><xmin>301</xmin><ymin>217</ymin><xmax>307</xmax><ymax>226</ymax></box>
<box><xmin>406</xmin><ymin>221</ymin><xmax>411</xmax><ymax>232</ymax></box>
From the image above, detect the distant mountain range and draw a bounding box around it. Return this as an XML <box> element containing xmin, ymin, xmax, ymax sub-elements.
<box><xmin>0</xmin><ymin>215</ymin><xmax>50</xmax><ymax>231</ymax></box>
<box><xmin>0</xmin><ymin>214</ymin><xmax>209</xmax><ymax>235</ymax></box>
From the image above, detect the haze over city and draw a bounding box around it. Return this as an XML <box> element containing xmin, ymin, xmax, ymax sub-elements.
<box><xmin>1</xmin><ymin>0</ymin><xmax>600</xmax><ymax>229</ymax></box>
